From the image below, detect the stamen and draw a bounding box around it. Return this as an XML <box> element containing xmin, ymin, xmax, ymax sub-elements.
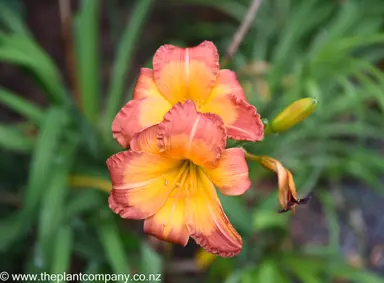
<box><xmin>163</xmin><ymin>160</ymin><xmax>191</xmax><ymax>236</ymax></box>
<box><xmin>171</xmin><ymin>161</ymin><xmax>190</xmax><ymax>188</ymax></box>
<box><xmin>176</xmin><ymin>162</ymin><xmax>190</xmax><ymax>195</ymax></box>
<box><xmin>188</xmin><ymin>162</ymin><xmax>197</xmax><ymax>196</ymax></box>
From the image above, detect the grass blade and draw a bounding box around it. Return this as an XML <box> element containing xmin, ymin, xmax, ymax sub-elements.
<box><xmin>0</xmin><ymin>212</ymin><xmax>25</xmax><ymax>252</ymax></box>
<box><xmin>36</xmin><ymin>137</ymin><xmax>78</xmax><ymax>269</ymax></box>
<box><xmin>0</xmin><ymin>0</ymin><xmax>29</xmax><ymax>35</ymax></box>
<box><xmin>23</xmin><ymin>107</ymin><xmax>69</xmax><ymax>217</ymax></box>
<box><xmin>65</xmin><ymin>189</ymin><xmax>104</xmax><ymax>220</ymax></box>
<box><xmin>0</xmin><ymin>34</ymin><xmax>68</xmax><ymax>104</ymax></box>
<box><xmin>331</xmin><ymin>262</ymin><xmax>384</xmax><ymax>283</ymax></box>
<box><xmin>0</xmin><ymin>124</ymin><xmax>33</xmax><ymax>152</ymax></box>
<box><xmin>74</xmin><ymin>0</ymin><xmax>100</xmax><ymax>124</ymax></box>
<box><xmin>0</xmin><ymin>88</ymin><xmax>44</xmax><ymax>124</ymax></box>
<box><xmin>98</xmin><ymin>211</ymin><xmax>131</xmax><ymax>277</ymax></box>
<box><xmin>51</xmin><ymin>224</ymin><xmax>74</xmax><ymax>274</ymax></box>
<box><xmin>140</xmin><ymin>243</ymin><xmax>162</xmax><ymax>282</ymax></box>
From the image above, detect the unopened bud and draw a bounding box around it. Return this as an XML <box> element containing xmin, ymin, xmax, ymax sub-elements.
<box><xmin>269</xmin><ymin>98</ymin><xmax>317</xmax><ymax>134</ymax></box>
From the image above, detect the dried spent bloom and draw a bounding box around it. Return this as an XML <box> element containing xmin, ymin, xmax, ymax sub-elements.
<box><xmin>107</xmin><ymin>101</ymin><xmax>251</xmax><ymax>257</ymax></box>
<box><xmin>268</xmin><ymin>98</ymin><xmax>318</xmax><ymax>134</ymax></box>
<box><xmin>112</xmin><ymin>41</ymin><xmax>264</xmax><ymax>148</ymax></box>
<box><xmin>245</xmin><ymin>154</ymin><xmax>311</xmax><ymax>213</ymax></box>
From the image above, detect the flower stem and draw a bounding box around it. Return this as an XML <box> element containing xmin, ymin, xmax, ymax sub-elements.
<box><xmin>222</xmin><ymin>0</ymin><xmax>263</xmax><ymax>67</ymax></box>
<box><xmin>68</xmin><ymin>175</ymin><xmax>111</xmax><ymax>192</ymax></box>
<box><xmin>263</xmin><ymin>126</ymin><xmax>274</xmax><ymax>136</ymax></box>
<box><xmin>243</xmin><ymin>151</ymin><xmax>262</xmax><ymax>163</ymax></box>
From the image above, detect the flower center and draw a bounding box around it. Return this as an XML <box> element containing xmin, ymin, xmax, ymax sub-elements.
<box><xmin>178</xmin><ymin>98</ymin><xmax>205</xmax><ymax>111</ymax></box>
<box><xmin>166</xmin><ymin>160</ymin><xmax>200</xmax><ymax>197</ymax></box>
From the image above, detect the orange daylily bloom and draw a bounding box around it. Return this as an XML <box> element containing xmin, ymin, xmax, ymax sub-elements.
<box><xmin>112</xmin><ymin>41</ymin><xmax>264</xmax><ymax>148</ymax></box>
<box><xmin>107</xmin><ymin>101</ymin><xmax>251</xmax><ymax>257</ymax></box>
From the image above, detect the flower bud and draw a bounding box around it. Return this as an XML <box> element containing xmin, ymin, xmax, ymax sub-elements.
<box><xmin>269</xmin><ymin>98</ymin><xmax>317</xmax><ymax>134</ymax></box>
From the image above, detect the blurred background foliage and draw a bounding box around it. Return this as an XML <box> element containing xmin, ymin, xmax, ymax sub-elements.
<box><xmin>0</xmin><ymin>0</ymin><xmax>384</xmax><ymax>282</ymax></box>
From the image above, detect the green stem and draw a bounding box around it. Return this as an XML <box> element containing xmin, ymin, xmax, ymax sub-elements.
<box><xmin>263</xmin><ymin>125</ymin><xmax>274</xmax><ymax>136</ymax></box>
<box><xmin>243</xmin><ymin>151</ymin><xmax>262</xmax><ymax>163</ymax></box>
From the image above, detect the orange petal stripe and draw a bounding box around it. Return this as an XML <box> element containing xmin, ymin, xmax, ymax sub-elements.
<box><xmin>158</xmin><ymin>100</ymin><xmax>226</xmax><ymax>168</ymax></box>
<box><xmin>152</xmin><ymin>41</ymin><xmax>219</xmax><ymax>105</ymax></box>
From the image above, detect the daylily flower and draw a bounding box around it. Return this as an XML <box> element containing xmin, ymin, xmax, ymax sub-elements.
<box><xmin>112</xmin><ymin>41</ymin><xmax>264</xmax><ymax>148</ymax></box>
<box><xmin>107</xmin><ymin>100</ymin><xmax>251</xmax><ymax>257</ymax></box>
<box><xmin>243</xmin><ymin>154</ymin><xmax>311</xmax><ymax>213</ymax></box>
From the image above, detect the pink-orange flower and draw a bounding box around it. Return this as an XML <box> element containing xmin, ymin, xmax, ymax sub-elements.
<box><xmin>107</xmin><ymin>101</ymin><xmax>251</xmax><ymax>257</ymax></box>
<box><xmin>112</xmin><ymin>41</ymin><xmax>264</xmax><ymax>148</ymax></box>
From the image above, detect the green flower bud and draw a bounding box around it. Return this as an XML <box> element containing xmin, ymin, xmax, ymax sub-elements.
<box><xmin>268</xmin><ymin>98</ymin><xmax>317</xmax><ymax>134</ymax></box>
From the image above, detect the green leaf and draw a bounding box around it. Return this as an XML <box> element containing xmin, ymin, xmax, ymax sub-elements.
<box><xmin>0</xmin><ymin>88</ymin><xmax>44</xmax><ymax>124</ymax></box>
<box><xmin>257</xmin><ymin>260</ymin><xmax>276</xmax><ymax>283</ymax></box>
<box><xmin>311</xmin><ymin>122</ymin><xmax>384</xmax><ymax>140</ymax></box>
<box><xmin>218</xmin><ymin>193</ymin><xmax>253</xmax><ymax>235</ymax></box>
<box><xmin>344</xmin><ymin>160</ymin><xmax>384</xmax><ymax>194</ymax></box>
<box><xmin>281</xmin><ymin>254</ymin><xmax>325</xmax><ymax>283</ymax></box>
<box><xmin>253</xmin><ymin>209</ymin><xmax>287</xmax><ymax>231</ymax></box>
<box><xmin>256</xmin><ymin>260</ymin><xmax>288</xmax><ymax>283</ymax></box>
<box><xmin>97</xmin><ymin>211</ymin><xmax>131</xmax><ymax>277</ymax></box>
<box><xmin>81</xmin><ymin>261</ymin><xmax>102</xmax><ymax>282</ymax></box>
<box><xmin>272</xmin><ymin>0</ymin><xmax>327</xmax><ymax>64</ymax></box>
<box><xmin>51</xmin><ymin>224</ymin><xmax>73</xmax><ymax>274</ymax></box>
<box><xmin>140</xmin><ymin>243</ymin><xmax>163</xmax><ymax>283</ymax></box>
<box><xmin>0</xmin><ymin>34</ymin><xmax>68</xmax><ymax>104</ymax></box>
<box><xmin>318</xmin><ymin>191</ymin><xmax>339</xmax><ymax>252</ymax></box>
<box><xmin>0</xmin><ymin>124</ymin><xmax>33</xmax><ymax>152</ymax></box>
<box><xmin>36</xmin><ymin>137</ymin><xmax>78</xmax><ymax>269</ymax></box>
<box><xmin>23</xmin><ymin>107</ymin><xmax>69</xmax><ymax>217</ymax></box>
<box><xmin>0</xmin><ymin>0</ymin><xmax>29</xmax><ymax>35</ymax></box>
<box><xmin>104</xmin><ymin>0</ymin><xmax>153</xmax><ymax>134</ymax></box>
<box><xmin>223</xmin><ymin>269</ymin><xmax>244</xmax><ymax>283</ymax></box>
<box><xmin>0</xmin><ymin>212</ymin><xmax>25</xmax><ymax>252</ymax></box>
<box><xmin>331</xmin><ymin>262</ymin><xmax>384</xmax><ymax>283</ymax></box>
<box><xmin>74</xmin><ymin>0</ymin><xmax>100</xmax><ymax>124</ymax></box>
<box><xmin>65</xmin><ymin>189</ymin><xmax>104</xmax><ymax>220</ymax></box>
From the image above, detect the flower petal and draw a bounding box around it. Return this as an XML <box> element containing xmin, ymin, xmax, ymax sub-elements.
<box><xmin>186</xmin><ymin>167</ymin><xmax>242</xmax><ymax>257</ymax></box>
<box><xmin>203</xmin><ymin>148</ymin><xmax>251</xmax><ymax>196</ymax></box>
<box><xmin>106</xmin><ymin>151</ymin><xmax>183</xmax><ymax>219</ymax></box>
<box><xmin>202</xmin><ymin>94</ymin><xmax>264</xmax><ymax>141</ymax></box>
<box><xmin>144</xmin><ymin>188</ymin><xmax>190</xmax><ymax>247</ymax></box>
<box><xmin>158</xmin><ymin>100</ymin><xmax>226</xmax><ymax>168</ymax></box>
<box><xmin>130</xmin><ymin>124</ymin><xmax>161</xmax><ymax>155</ymax></box>
<box><xmin>209</xmin><ymin>70</ymin><xmax>246</xmax><ymax>100</ymax></box>
<box><xmin>112</xmin><ymin>68</ymin><xmax>172</xmax><ymax>148</ymax></box>
<box><xmin>153</xmin><ymin>41</ymin><xmax>219</xmax><ymax>105</ymax></box>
